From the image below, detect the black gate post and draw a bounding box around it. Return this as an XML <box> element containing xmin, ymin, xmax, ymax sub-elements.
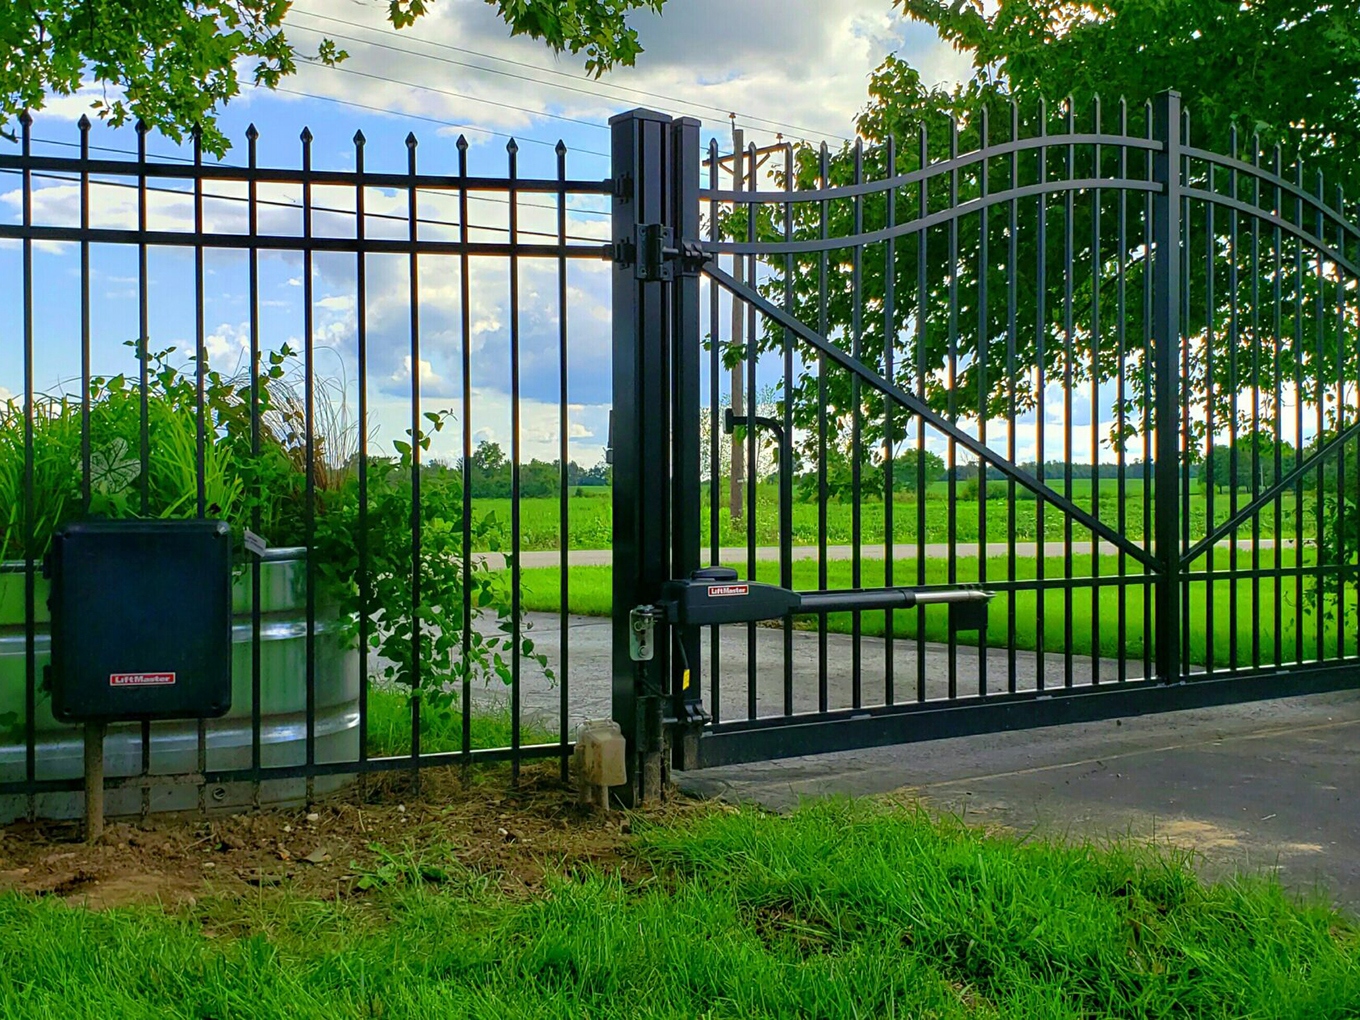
<box><xmin>611</xmin><ymin>109</ymin><xmax>674</xmax><ymax>804</ymax></box>
<box><xmin>669</xmin><ymin>117</ymin><xmax>705</xmax><ymax>770</ymax></box>
<box><xmin>1151</xmin><ymin>90</ymin><xmax>1183</xmax><ymax>683</ymax></box>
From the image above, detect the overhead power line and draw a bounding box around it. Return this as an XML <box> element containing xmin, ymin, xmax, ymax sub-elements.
<box><xmin>2</xmin><ymin>165</ymin><xmax>610</xmax><ymax>243</ymax></box>
<box><xmin>266</xmin><ymin>85</ymin><xmax>611</xmax><ymax>160</ymax></box>
<box><xmin>286</xmin><ymin>10</ymin><xmax>852</xmax><ymax>143</ymax></box>
<box><xmin>23</xmin><ymin>135</ymin><xmax>613</xmax><ymax>226</ymax></box>
<box><xmin>13</xmin><ymin>88</ymin><xmax>610</xmax><ymax>160</ymax></box>
<box><xmin>304</xmin><ymin>62</ymin><xmax>612</xmax><ymax>133</ymax></box>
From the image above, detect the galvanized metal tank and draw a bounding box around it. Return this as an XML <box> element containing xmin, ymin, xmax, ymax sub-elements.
<box><xmin>0</xmin><ymin>548</ymin><xmax>360</xmax><ymax>821</ymax></box>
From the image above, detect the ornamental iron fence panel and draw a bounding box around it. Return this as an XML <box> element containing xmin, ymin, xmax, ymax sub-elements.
<box><xmin>3</xmin><ymin>91</ymin><xmax>1358</xmax><ymax>813</ymax></box>
<box><xmin>608</xmin><ymin>93</ymin><xmax>1360</xmax><ymax>787</ymax></box>
<box><xmin>0</xmin><ymin>114</ymin><xmax>612</xmax><ymax>817</ymax></box>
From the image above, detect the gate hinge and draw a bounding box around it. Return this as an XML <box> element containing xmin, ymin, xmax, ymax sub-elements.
<box><xmin>612</xmin><ymin>224</ymin><xmax>710</xmax><ymax>281</ymax></box>
<box><xmin>636</xmin><ymin>223</ymin><xmax>673</xmax><ymax>282</ymax></box>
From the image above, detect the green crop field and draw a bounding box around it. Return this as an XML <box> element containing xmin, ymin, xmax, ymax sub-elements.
<box><xmin>474</xmin><ymin>481</ymin><xmax>1315</xmax><ymax>553</ymax></box>
<box><xmin>516</xmin><ymin>547</ymin><xmax>1358</xmax><ymax>669</ymax></box>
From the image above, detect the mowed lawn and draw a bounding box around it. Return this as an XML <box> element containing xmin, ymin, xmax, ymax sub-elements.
<box><xmin>517</xmin><ymin>547</ymin><xmax>1358</xmax><ymax>669</ymax></box>
<box><xmin>363</xmin><ymin>688</ymin><xmax>556</xmax><ymax>758</ymax></box>
<box><xmin>3</xmin><ymin>799</ymin><xmax>1358</xmax><ymax>1018</ymax></box>
<box><xmin>475</xmin><ymin>481</ymin><xmax>1313</xmax><ymax>552</ymax></box>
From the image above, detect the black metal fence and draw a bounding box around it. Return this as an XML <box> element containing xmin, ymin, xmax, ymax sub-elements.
<box><xmin>0</xmin><ymin>113</ymin><xmax>612</xmax><ymax>816</ymax></box>
<box><xmin>610</xmin><ymin>94</ymin><xmax>1360</xmax><ymax>779</ymax></box>
<box><xmin>4</xmin><ymin>92</ymin><xmax>1359</xmax><ymax>812</ymax></box>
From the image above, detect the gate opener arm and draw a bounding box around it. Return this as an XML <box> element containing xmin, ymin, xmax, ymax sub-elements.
<box><xmin>629</xmin><ymin>567</ymin><xmax>992</xmax><ymax>661</ymax></box>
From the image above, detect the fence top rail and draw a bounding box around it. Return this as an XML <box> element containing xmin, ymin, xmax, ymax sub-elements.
<box><xmin>1182</xmin><ymin>185</ymin><xmax>1360</xmax><ymax>279</ymax></box>
<box><xmin>703</xmin><ymin>176</ymin><xmax>1162</xmax><ymax>257</ymax></box>
<box><xmin>697</xmin><ymin>132</ymin><xmax>1359</xmax><ymax>254</ymax></box>
<box><xmin>0</xmin><ymin>222</ymin><xmax>613</xmax><ymax>258</ymax></box>
<box><xmin>0</xmin><ymin>152</ymin><xmax>614</xmax><ymax>197</ymax></box>
<box><xmin>1181</xmin><ymin>144</ymin><xmax>1360</xmax><ymax>244</ymax></box>
<box><xmin>699</xmin><ymin>131</ymin><xmax>1163</xmax><ymax>206</ymax></box>
<box><xmin>702</xmin><ymin>174</ymin><xmax>1360</xmax><ymax>274</ymax></box>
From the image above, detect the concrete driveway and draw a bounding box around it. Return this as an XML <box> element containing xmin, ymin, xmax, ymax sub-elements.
<box><xmin>678</xmin><ymin>692</ymin><xmax>1360</xmax><ymax>914</ymax></box>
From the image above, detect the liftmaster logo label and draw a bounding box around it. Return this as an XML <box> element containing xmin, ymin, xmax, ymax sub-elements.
<box><xmin>110</xmin><ymin>672</ymin><xmax>177</xmax><ymax>687</ymax></box>
<box><xmin>707</xmin><ymin>584</ymin><xmax>749</xmax><ymax>598</ymax></box>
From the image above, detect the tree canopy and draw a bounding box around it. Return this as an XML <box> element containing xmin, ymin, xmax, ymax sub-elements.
<box><xmin>2</xmin><ymin>0</ymin><xmax>665</xmax><ymax>154</ymax></box>
<box><xmin>723</xmin><ymin>0</ymin><xmax>1360</xmax><ymax>605</ymax></box>
<box><xmin>739</xmin><ymin>0</ymin><xmax>1360</xmax><ymax>471</ymax></box>
<box><xmin>903</xmin><ymin>0</ymin><xmax>1360</xmax><ymax>184</ymax></box>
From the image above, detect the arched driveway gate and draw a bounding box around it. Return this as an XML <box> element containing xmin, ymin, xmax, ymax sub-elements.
<box><xmin>610</xmin><ymin>93</ymin><xmax>1360</xmax><ymax>803</ymax></box>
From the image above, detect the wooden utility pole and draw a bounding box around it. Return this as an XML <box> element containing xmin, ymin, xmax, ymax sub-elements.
<box><xmin>730</xmin><ymin>121</ymin><xmax>745</xmax><ymax>521</ymax></box>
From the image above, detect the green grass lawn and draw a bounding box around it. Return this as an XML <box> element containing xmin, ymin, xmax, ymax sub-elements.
<box><xmin>365</xmin><ymin>689</ymin><xmax>556</xmax><ymax>757</ymax></box>
<box><xmin>2</xmin><ymin>798</ymin><xmax>1356</xmax><ymax>1017</ymax></box>
<box><xmin>517</xmin><ymin>548</ymin><xmax>1359</xmax><ymax>669</ymax></box>
<box><xmin>475</xmin><ymin>482</ymin><xmax>1314</xmax><ymax>552</ymax></box>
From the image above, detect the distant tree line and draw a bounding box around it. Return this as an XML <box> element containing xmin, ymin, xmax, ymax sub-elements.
<box><xmin>407</xmin><ymin>433</ymin><xmax>1322</xmax><ymax>503</ymax></box>
<box><xmin>1201</xmin><ymin>434</ymin><xmax>1300</xmax><ymax>494</ymax></box>
<box><xmin>440</xmin><ymin>441</ymin><xmax>610</xmax><ymax>499</ymax></box>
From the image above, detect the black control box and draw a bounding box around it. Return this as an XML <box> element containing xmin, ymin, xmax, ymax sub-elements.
<box><xmin>48</xmin><ymin>519</ymin><xmax>233</xmax><ymax>723</ymax></box>
<box><xmin>659</xmin><ymin>567</ymin><xmax>802</xmax><ymax>627</ymax></box>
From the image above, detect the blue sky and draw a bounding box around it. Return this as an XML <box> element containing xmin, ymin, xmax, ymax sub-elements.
<box><xmin>2</xmin><ymin>0</ymin><xmax>980</xmax><ymax>469</ymax></box>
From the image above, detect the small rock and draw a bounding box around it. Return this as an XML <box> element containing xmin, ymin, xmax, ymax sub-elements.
<box><xmin>397</xmin><ymin>804</ymin><xmax>406</xmax><ymax>814</ymax></box>
<box><xmin>306</xmin><ymin>812</ymin><xmax>320</xmax><ymax>824</ymax></box>
<box><xmin>283</xmin><ymin>825</ymin><xmax>292</xmax><ymax>834</ymax></box>
<box><xmin>239</xmin><ymin>868</ymin><xmax>288</xmax><ymax>887</ymax></box>
<box><xmin>497</xmin><ymin>827</ymin><xmax>509</xmax><ymax>838</ymax></box>
<box><xmin>202</xmin><ymin>861</ymin><xmax>216</xmax><ymax>869</ymax></box>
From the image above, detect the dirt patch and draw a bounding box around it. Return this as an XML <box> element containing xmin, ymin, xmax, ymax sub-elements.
<box><xmin>0</xmin><ymin>763</ymin><xmax>707</xmax><ymax>910</ymax></box>
<box><xmin>1153</xmin><ymin>818</ymin><xmax>1243</xmax><ymax>852</ymax></box>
